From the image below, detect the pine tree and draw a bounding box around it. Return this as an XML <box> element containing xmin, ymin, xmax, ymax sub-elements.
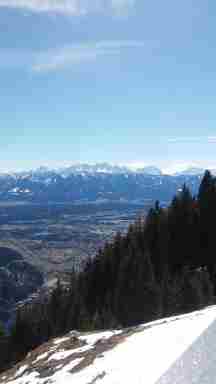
<box><xmin>198</xmin><ymin>170</ymin><xmax>216</xmax><ymax>270</ymax></box>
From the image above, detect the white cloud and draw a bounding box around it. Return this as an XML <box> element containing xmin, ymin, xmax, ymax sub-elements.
<box><xmin>162</xmin><ymin>162</ymin><xmax>199</xmax><ymax>175</ymax></box>
<box><xmin>0</xmin><ymin>0</ymin><xmax>79</xmax><ymax>14</ymax></box>
<box><xmin>162</xmin><ymin>161</ymin><xmax>216</xmax><ymax>175</ymax></box>
<box><xmin>32</xmin><ymin>40</ymin><xmax>145</xmax><ymax>72</ymax></box>
<box><xmin>0</xmin><ymin>0</ymin><xmax>135</xmax><ymax>15</ymax></box>
<box><xmin>167</xmin><ymin>136</ymin><xmax>216</xmax><ymax>144</ymax></box>
<box><xmin>0</xmin><ymin>40</ymin><xmax>145</xmax><ymax>73</ymax></box>
<box><xmin>207</xmin><ymin>136</ymin><xmax>216</xmax><ymax>142</ymax></box>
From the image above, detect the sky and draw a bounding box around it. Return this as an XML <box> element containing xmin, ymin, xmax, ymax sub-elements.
<box><xmin>0</xmin><ymin>0</ymin><xmax>216</xmax><ymax>173</ymax></box>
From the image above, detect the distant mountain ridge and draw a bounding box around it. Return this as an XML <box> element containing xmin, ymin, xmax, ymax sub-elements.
<box><xmin>2</xmin><ymin>163</ymin><xmax>214</xmax><ymax>177</ymax></box>
<box><xmin>0</xmin><ymin>163</ymin><xmax>208</xmax><ymax>204</ymax></box>
<box><xmin>3</xmin><ymin>163</ymin><xmax>161</xmax><ymax>177</ymax></box>
<box><xmin>174</xmin><ymin>167</ymin><xmax>205</xmax><ymax>176</ymax></box>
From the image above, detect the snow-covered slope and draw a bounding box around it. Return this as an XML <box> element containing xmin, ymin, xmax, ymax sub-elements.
<box><xmin>1</xmin><ymin>306</ymin><xmax>216</xmax><ymax>384</ymax></box>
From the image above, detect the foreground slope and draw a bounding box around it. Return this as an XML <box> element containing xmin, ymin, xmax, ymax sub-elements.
<box><xmin>1</xmin><ymin>306</ymin><xmax>216</xmax><ymax>384</ymax></box>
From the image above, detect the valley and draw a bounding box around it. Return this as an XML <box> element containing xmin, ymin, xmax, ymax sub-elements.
<box><xmin>0</xmin><ymin>201</ymin><xmax>149</xmax><ymax>326</ymax></box>
<box><xmin>0</xmin><ymin>202</ymin><xmax>147</xmax><ymax>281</ymax></box>
<box><xmin>0</xmin><ymin>168</ymin><xmax>205</xmax><ymax>328</ymax></box>
<box><xmin>0</xmin><ymin>168</ymin><xmax>203</xmax><ymax>326</ymax></box>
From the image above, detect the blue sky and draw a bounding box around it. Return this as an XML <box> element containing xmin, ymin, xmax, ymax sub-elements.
<box><xmin>0</xmin><ymin>0</ymin><xmax>216</xmax><ymax>172</ymax></box>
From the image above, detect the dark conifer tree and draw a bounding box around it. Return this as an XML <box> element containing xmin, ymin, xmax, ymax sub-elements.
<box><xmin>198</xmin><ymin>170</ymin><xmax>216</xmax><ymax>271</ymax></box>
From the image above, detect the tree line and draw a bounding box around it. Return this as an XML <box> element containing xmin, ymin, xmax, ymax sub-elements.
<box><xmin>1</xmin><ymin>170</ymin><xmax>216</xmax><ymax>372</ymax></box>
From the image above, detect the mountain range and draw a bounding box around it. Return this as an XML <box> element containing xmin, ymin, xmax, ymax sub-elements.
<box><xmin>4</xmin><ymin>163</ymin><xmax>210</xmax><ymax>177</ymax></box>
<box><xmin>0</xmin><ymin>163</ymin><xmax>208</xmax><ymax>204</ymax></box>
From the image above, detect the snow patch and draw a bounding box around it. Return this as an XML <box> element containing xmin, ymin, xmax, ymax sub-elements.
<box><xmin>13</xmin><ymin>365</ymin><xmax>28</xmax><ymax>378</ymax></box>
<box><xmin>34</xmin><ymin>352</ymin><xmax>49</xmax><ymax>362</ymax></box>
<box><xmin>54</xmin><ymin>336</ymin><xmax>70</xmax><ymax>345</ymax></box>
<box><xmin>48</xmin><ymin>350</ymin><xmax>77</xmax><ymax>361</ymax></box>
<box><xmin>79</xmin><ymin>330</ymin><xmax>121</xmax><ymax>345</ymax></box>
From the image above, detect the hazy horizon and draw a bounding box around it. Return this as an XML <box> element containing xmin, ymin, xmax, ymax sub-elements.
<box><xmin>0</xmin><ymin>160</ymin><xmax>216</xmax><ymax>175</ymax></box>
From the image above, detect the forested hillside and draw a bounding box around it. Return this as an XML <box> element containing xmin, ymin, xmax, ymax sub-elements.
<box><xmin>0</xmin><ymin>247</ymin><xmax>43</xmax><ymax>326</ymax></box>
<box><xmin>1</xmin><ymin>170</ymin><xmax>216</xmax><ymax>373</ymax></box>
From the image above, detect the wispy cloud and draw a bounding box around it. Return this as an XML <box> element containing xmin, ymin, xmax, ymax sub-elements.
<box><xmin>0</xmin><ymin>40</ymin><xmax>145</xmax><ymax>73</ymax></box>
<box><xmin>0</xmin><ymin>0</ymin><xmax>135</xmax><ymax>15</ymax></box>
<box><xmin>207</xmin><ymin>136</ymin><xmax>216</xmax><ymax>142</ymax></box>
<box><xmin>167</xmin><ymin>136</ymin><xmax>216</xmax><ymax>144</ymax></box>
<box><xmin>32</xmin><ymin>40</ymin><xmax>145</xmax><ymax>72</ymax></box>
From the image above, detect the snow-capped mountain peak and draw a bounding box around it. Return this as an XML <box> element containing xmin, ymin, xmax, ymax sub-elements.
<box><xmin>5</xmin><ymin>163</ymin><xmax>163</xmax><ymax>178</ymax></box>
<box><xmin>175</xmin><ymin>167</ymin><xmax>205</xmax><ymax>176</ymax></box>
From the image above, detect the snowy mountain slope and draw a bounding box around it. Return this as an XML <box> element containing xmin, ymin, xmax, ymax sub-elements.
<box><xmin>174</xmin><ymin>167</ymin><xmax>205</xmax><ymax>176</ymax></box>
<box><xmin>1</xmin><ymin>305</ymin><xmax>216</xmax><ymax>384</ymax></box>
